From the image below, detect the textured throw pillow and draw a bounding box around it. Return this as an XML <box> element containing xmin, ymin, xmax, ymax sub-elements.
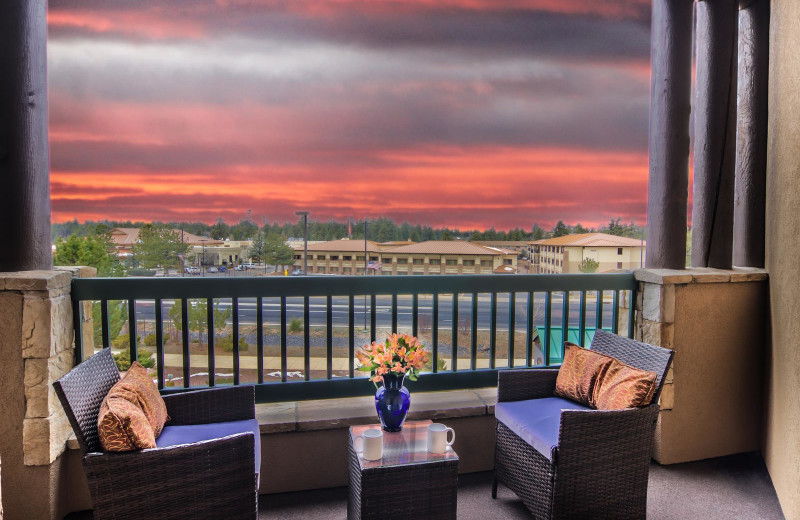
<box><xmin>110</xmin><ymin>361</ymin><xmax>169</xmax><ymax>437</ymax></box>
<box><xmin>592</xmin><ymin>358</ymin><xmax>658</xmax><ymax>410</ymax></box>
<box><xmin>97</xmin><ymin>361</ymin><xmax>169</xmax><ymax>452</ymax></box>
<box><xmin>98</xmin><ymin>396</ymin><xmax>157</xmax><ymax>451</ymax></box>
<box><xmin>554</xmin><ymin>343</ymin><xmax>615</xmax><ymax>406</ymax></box>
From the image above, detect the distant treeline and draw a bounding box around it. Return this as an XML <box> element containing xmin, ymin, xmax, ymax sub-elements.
<box><xmin>52</xmin><ymin>216</ymin><xmax>644</xmax><ymax>243</ymax></box>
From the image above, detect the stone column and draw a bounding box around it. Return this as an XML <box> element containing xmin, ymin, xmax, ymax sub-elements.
<box><xmin>0</xmin><ymin>268</ymin><xmax>94</xmax><ymax>520</ymax></box>
<box><xmin>634</xmin><ymin>267</ymin><xmax>767</xmax><ymax>464</ymax></box>
<box><xmin>733</xmin><ymin>0</ymin><xmax>769</xmax><ymax>267</ymax></box>
<box><xmin>645</xmin><ymin>0</ymin><xmax>694</xmax><ymax>269</ymax></box>
<box><xmin>692</xmin><ymin>0</ymin><xmax>739</xmax><ymax>269</ymax></box>
<box><xmin>0</xmin><ymin>0</ymin><xmax>52</xmax><ymax>271</ymax></box>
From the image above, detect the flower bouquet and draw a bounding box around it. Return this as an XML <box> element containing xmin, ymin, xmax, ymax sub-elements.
<box><xmin>357</xmin><ymin>333</ymin><xmax>429</xmax><ymax>431</ymax></box>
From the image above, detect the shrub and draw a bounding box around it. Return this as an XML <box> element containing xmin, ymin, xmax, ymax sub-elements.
<box><xmin>127</xmin><ymin>268</ymin><xmax>157</xmax><ymax>277</ymax></box>
<box><xmin>114</xmin><ymin>348</ymin><xmax>155</xmax><ymax>371</ymax></box>
<box><xmin>216</xmin><ymin>336</ymin><xmax>250</xmax><ymax>352</ymax></box>
<box><xmin>143</xmin><ymin>333</ymin><xmax>157</xmax><ymax>346</ymax></box>
<box><xmin>289</xmin><ymin>317</ymin><xmax>303</xmax><ymax>333</ymax></box>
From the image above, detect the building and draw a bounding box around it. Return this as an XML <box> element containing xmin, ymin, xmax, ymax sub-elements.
<box><xmin>530</xmin><ymin>233</ymin><xmax>645</xmax><ymax>274</ymax></box>
<box><xmin>292</xmin><ymin>239</ymin><xmax>517</xmax><ymax>275</ymax></box>
<box><xmin>292</xmin><ymin>239</ymin><xmax>383</xmax><ymax>274</ymax></box>
<box><xmin>189</xmin><ymin>240</ymin><xmax>252</xmax><ymax>266</ymax></box>
<box><xmin>108</xmin><ymin>227</ymin><xmax>222</xmax><ymax>256</ymax></box>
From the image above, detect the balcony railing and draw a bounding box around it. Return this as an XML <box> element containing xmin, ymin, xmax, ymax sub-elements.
<box><xmin>71</xmin><ymin>273</ymin><xmax>637</xmax><ymax>403</ymax></box>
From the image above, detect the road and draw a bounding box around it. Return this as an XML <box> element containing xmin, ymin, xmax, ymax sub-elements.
<box><xmin>130</xmin><ymin>293</ymin><xmax>620</xmax><ymax>332</ymax></box>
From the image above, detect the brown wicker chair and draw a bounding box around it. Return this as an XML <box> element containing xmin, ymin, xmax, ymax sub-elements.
<box><xmin>53</xmin><ymin>348</ymin><xmax>259</xmax><ymax>520</ymax></box>
<box><xmin>492</xmin><ymin>330</ymin><xmax>674</xmax><ymax>519</ymax></box>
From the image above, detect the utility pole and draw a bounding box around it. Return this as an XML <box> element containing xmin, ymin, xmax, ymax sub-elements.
<box><xmin>295</xmin><ymin>211</ymin><xmax>310</xmax><ymax>275</ymax></box>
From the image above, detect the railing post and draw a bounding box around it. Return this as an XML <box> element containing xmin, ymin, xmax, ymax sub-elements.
<box><xmin>733</xmin><ymin>0</ymin><xmax>769</xmax><ymax>268</ymax></box>
<box><xmin>646</xmin><ymin>0</ymin><xmax>694</xmax><ymax>269</ymax></box>
<box><xmin>692</xmin><ymin>0</ymin><xmax>739</xmax><ymax>269</ymax></box>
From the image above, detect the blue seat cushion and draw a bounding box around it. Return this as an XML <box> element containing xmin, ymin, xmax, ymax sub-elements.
<box><xmin>157</xmin><ymin>419</ymin><xmax>261</xmax><ymax>475</ymax></box>
<box><xmin>495</xmin><ymin>397</ymin><xmax>590</xmax><ymax>460</ymax></box>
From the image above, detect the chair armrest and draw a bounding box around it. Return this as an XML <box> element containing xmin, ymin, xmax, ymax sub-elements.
<box><xmin>497</xmin><ymin>368</ymin><xmax>559</xmax><ymax>402</ymax></box>
<box><xmin>83</xmin><ymin>433</ymin><xmax>257</xmax><ymax>519</ymax></box>
<box><xmin>556</xmin><ymin>404</ymin><xmax>659</xmax><ymax>463</ymax></box>
<box><xmin>163</xmin><ymin>385</ymin><xmax>255</xmax><ymax>425</ymax></box>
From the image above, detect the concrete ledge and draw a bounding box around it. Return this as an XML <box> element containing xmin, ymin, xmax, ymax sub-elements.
<box><xmin>68</xmin><ymin>387</ymin><xmax>499</xmax><ymax>448</ymax></box>
<box><xmin>258</xmin><ymin>387</ymin><xmax>497</xmax><ymax>433</ymax></box>
<box><xmin>635</xmin><ymin>267</ymin><xmax>768</xmax><ymax>285</ymax></box>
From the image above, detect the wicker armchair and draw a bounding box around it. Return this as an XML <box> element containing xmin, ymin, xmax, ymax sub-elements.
<box><xmin>492</xmin><ymin>330</ymin><xmax>673</xmax><ymax>519</ymax></box>
<box><xmin>54</xmin><ymin>348</ymin><xmax>259</xmax><ymax>520</ymax></box>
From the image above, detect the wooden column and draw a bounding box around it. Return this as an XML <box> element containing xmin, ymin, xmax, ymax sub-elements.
<box><xmin>733</xmin><ymin>0</ymin><xmax>769</xmax><ymax>267</ymax></box>
<box><xmin>0</xmin><ymin>0</ymin><xmax>52</xmax><ymax>271</ymax></box>
<box><xmin>646</xmin><ymin>0</ymin><xmax>694</xmax><ymax>270</ymax></box>
<box><xmin>692</xmin><ymin>0</ymin><xmax>739</xmax><ymax>269</ymax></box>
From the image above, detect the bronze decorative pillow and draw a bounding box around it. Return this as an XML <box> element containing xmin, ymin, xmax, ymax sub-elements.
<box><xmin>109</xmin><ymin>361</ymin><xmax>169</xmax><ymax>437</ymax></box>
<box><xmin>554</xmin><ymin>343</ymin><xmax>615</xmax><ymax>406</ymax></box>
<box><xmin>98</xmin><ymin>396</ymin><xmax>157</xmax><ymax>451</ymax></box>
<box><xmin>592</xmin><ymin>358</ymin><xmax>658</xmax><ymax>410</ymax></box>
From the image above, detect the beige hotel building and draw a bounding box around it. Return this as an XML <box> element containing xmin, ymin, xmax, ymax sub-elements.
<box><xmin>293</xmin><ymin>240</ymin><xmax>518</xmax><ymax>275</ymax></box>
<box><xmin>530</xmin><ymin>233</ymin><xmax>645</xmax><ymax>274</ymax></box>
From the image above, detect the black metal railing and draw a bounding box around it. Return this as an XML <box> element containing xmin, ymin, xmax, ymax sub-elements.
<box><xmin>71</xmin><ymin>273</ymin><xmax>637</xmax><ymax>403</ymax></box>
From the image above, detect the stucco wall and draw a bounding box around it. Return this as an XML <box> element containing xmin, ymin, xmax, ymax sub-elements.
<box><xmin>656</xmin><ymin>281</ymin><xmax>766</xmax><ymax>463</ymax></box>
<box><xmin>764</xmin><ymin>1</ymin><xmax>800</xmax><ymax>518</ymax></box>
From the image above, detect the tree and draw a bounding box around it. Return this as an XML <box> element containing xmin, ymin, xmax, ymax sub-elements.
<box><xmin>264</xmin><ymin>233</ymin><xmax>294</xmax><ymax>270</ymax></box>
<box><xmin>92</xmin><ymin>300</ymin><xmax>127</xmax><ymax>347</ymax></box>
<box><xmin>132</xmin><ymin>224</ymin><xmax>190</xmax><ymax>269</ymax></box>
<box><xmin>231</xmin><ymin>213</ymin><xmax>258</xmax><ymax>241</ymax></box>
<box><xmin>531</xmin><ymin>224</ymin><xmax>546</xmax><ymax>241</ymax></box>
<box><xmin>441</xmin><ymin>230</ymin><xmax>453</xmax><ymax>241</ymax></box>
<box><xmin>169</xmin><ymin>300</ymin><xmax>231</xmax><ymax>347</ymax></box>
<box><xmin>552</xmin><ymin>221</ymin><xmax>569</xmax><ymax>237</ymax></box>
<box><xmin>579</xmin><ymin>258</ymin><xmax>600</xmax><ymax>273</ymax></box>
<box><xmin>210</xmin><ymin>218</ymin><xmax>230</xmax><ymax>240</ymax></box>
<box><xmin>573</xmin><ymin>223</ymin><xmax>589</xmax><ymax>234</ymax></box>
<box><xmin>248</xmin><ymin>231</ymin><xmax>267</xmax><ymax>263</ymax></box>
<box><xmin>54</xmin><ymin>233</ymin><xmax>123</xmax><ymax>277</ymax></box>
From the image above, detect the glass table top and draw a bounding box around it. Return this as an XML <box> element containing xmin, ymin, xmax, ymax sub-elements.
<box><xmin>350</xmin><ymin>420</ymin><xmax>459</xmax><ymax>470</ymax></box>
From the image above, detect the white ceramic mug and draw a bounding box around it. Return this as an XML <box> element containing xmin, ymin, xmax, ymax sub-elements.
<box><xmin>354</xmin><ymin>428</ymin><xmax>383</xmax><ymax>461</ymax></box>
<box><xmin>427</xmin><ymin>423</ymin><xmax>455</xmax><ymax>454</ymax></box>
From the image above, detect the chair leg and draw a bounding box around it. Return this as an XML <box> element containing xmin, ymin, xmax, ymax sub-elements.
<box><xmin>492</xmin><ymin>477</ymin><xmax>498</xmax><ymax>499</ymax></box>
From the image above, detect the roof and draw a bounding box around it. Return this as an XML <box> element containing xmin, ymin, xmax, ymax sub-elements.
<box><xmin>378</xmin><ymin>240</ymin><xmax>416</xmax><ymax>247</ymax></box>
<box><xmin>305</xmin><ymin>239</ymin><xmax>382</xmax><ymax>253</ymax></box>
<box><xmin>530</xmin><ymin>233</ymin><xmax>645</xmax><ymax>248</ymax></box>
<box><xmin>473</xmin><ymin>241</ymin><xmax>530</xmax><ymax>247</ymax></box>
<box><xmin>383</xmin><ymin>241</ymin><xmax>512</xmax><ymax>256</ymax></box>
<box><xmin>494</xmin><ymin>264</ymin><xmax>518</xmax><ymax>274</ymax></box>
<box><xmin>109</xmin><ymin>228</ymin><xmax>222</xmax><ymax>247</ymax></box>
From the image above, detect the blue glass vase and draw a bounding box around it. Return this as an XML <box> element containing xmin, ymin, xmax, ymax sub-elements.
<box><xmin>375</xmin><ymin>373</ymin><xmax>411</xmax><ymax>432</ymax></box>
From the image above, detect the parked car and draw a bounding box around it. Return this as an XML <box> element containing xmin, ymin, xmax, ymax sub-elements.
<box><xmin>218</xmin><ymin>266</ymin><xmax>227</xmax><ymax>273</ymax></box>
<box><xmin>207</xmin><ymin>266</ymin><xmax>218</xmax><ymax>273</ymax></box>
<box><xmin>184</xmin><ymin>266</ymin><xmax>200</xmax><ymax>275</ymax></box>
<box><xmin>243</xmin><ymin>263</ymin><xmax>257</xmax><ymax>269</ymax></box>
<box><xmin>290</xmin><ymin>269</ymin><xmax>306</xmax><ymax>276</ymax></box>
<box><xmin>234</xmin><ymin>265</ymin><xmax>245</xmax><ymax>271</ymax></box>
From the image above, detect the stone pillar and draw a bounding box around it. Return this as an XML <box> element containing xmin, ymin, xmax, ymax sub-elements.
<box><xmin>692</xmin><ymin>0</ymin><xmax>739</xmax><ymax>269</ymax></box>
<box><xmin>634</xmin><ymin>267</ymin><xmax>767</xmax><ymax>464</ymax></box>
<box><xmin>0</xmin><ymin>268</ymin><xmax>94</xmax><ymax>520</ymax></box>
<box><xmin>733</xmin><ymin>0</ymin><xmax>769</xmax><ymax>267</ymax></box>
<box><xmin>645</xmin><ymin>0</ymin><xmax>694</xmax><ymax>269</ymax></box>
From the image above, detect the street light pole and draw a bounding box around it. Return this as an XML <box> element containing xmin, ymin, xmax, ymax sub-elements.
<box><xmin>295</xmin><ymin>211</ymin><xmax>310</xmax><ymax>275</ymax></box>
<box><xmin>364</xmin><ymin>219</ymin><xmax>368</xmax><ymax>331</ymax></box>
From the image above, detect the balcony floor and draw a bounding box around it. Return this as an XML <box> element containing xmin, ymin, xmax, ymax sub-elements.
<box><xmin>263</xmin><ymin>452</ymin><xmax>784</xmax><ymax>520</ymax></box>
<box><xmin>65</xmin><ymin>452</ymin><xmax>783</xmax><ymax>519</ymax></box>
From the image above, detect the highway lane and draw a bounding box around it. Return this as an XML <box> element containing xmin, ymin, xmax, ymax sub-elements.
<box><xmin>123</xmin><ymin>293</ymin><xmax>621</xmax><ymax>331</ymax></box>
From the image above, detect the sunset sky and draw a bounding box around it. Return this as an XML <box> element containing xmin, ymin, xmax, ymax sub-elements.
<box><xmin>47</xmin><ymin>0</ymin><xmax>653</xmax><ymax>230</ymax></box>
